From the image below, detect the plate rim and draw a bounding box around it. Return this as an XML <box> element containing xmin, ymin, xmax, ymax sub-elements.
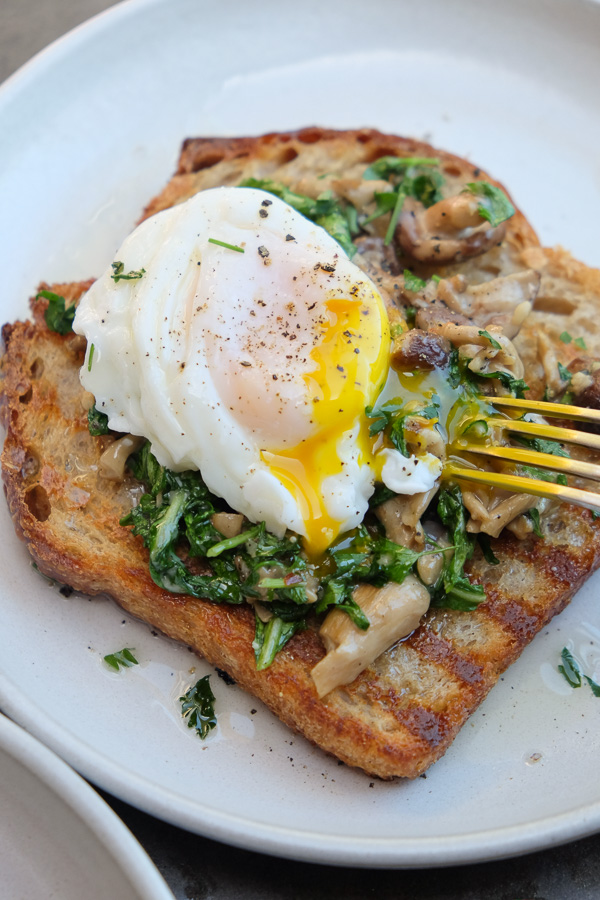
<box><xmin>1</xmin><ymin>0</ymin><xmax>600</xmax><ymax>870</ymax></box>
<box><xmin>0</xmin><ymin>711</ymin><xmax>174</xmax><ymax>898</ymax></box>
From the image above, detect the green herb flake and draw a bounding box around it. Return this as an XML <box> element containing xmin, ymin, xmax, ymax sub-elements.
<box><xmin>38</xmin><ymin>290</ymin><xmax>76</xmax><ymax>335</ymax></box>
<box><xmin>478</xmin><ymin>329</ymin><xmax>502</xmax><ymax>350</ymax></box>
<box><xmin>465</xmin><ymin>182</ymin><xmax>515</xmax><ymax>228</ymax></box>
<box><xmin>111</xmin><ymin>261</ymin><xmax>147</xmax><ymax>282</ymax></box>
<box><xmin>179</xmin><ymin>675</ymin><xmax>217</xmax><ymax>738</ymax></box>
<box><xmin>557</xmin><ymin>362</ymin><xmax>572</xmax><ymax>384</ymax></box>
<box><xmin>584</xmin><ymin>675</ymin><xmax>600</xmax><ymax>697</ymax></box>
<box><xmin>559</xmin><ymin>331</ymin><xmax>573</xmax><ymax>344</ymax></box>
<box><xmin>477</xmin><ymin>534</ymin><xmax>499</xmax><ymax>565</ymax></box>
<box><xmin>362</xmin><ymin>156</ymin><xmax>439</xmax><ymax>181</ymax></box>
<box><xmin>403</xmin><ymin>269</ymin><xmax>427</xmax><ymax>292</ymax></box>
<box><xmin>558</xmin><ymin>647</ymin><xmax>582</xmax><ymax>688</ymax></box>
<box><xmin>207</xmin><ymin>238</ymin><xmax>245</xmax><ymax>253</ymax></box>
<box><xmin>574</xmin><ymin>336</ymin><xmax>587</xmax><ymax>350</ymax></box>
<box><xmin>87</xmin><ymin>343</ymin><xmax>95</xmax><ymax>372</ymax></box>
<box><xmin>528</xmin><ymin>507</ymin><xmax>543</xmax><ymax>538</ymax></box>
<box><xmin>103</xmin><ymin>647</ymin><xmax>138</xmax><ymax>671</ymax></box>
<box><xmin>87</xmin><ymin>405</ymin><xmax>110</xmax><ymax>436</ymax></box>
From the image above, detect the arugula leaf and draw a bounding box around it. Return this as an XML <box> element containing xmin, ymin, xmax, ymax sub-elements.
<box><xmin>38</xmin><ymin>290</ymin><xmax>76</xmax><ymax>335</ymax></box>
<box><xmin>477</xmin><ymin>534</ymin><xmax>499</xmax><ymax>565</ymax></box>
<box><xmin>87</xmin><ymin>405</ymin><xmax>110</xmax><ymax>436</ymax></box>
<box><xmin>179</xmin><ymin>675</ymin><xmax>217</xmax><ymax>738</ymax></box>
<box><xmin>465</xmin><ymin>182</ymin><xmax>515</xmax><ymax>228</ymax></box>
<box><xmin>253</xmin><ymin>614</ymin><xmax>305</xmax><ymax>670</ymax></box>
<box><xmin>434</xmin><ymin>485</ymin><xmax>485</xmax><ymax>611</ymax></box>
<box><xmin>111</xmin><ymin>261</ymin><xmax>146</xmax><ymax>282</ymax></box>
<box><xmin>104</xmin><ymin>648</ymin><xmax>138</xmax><ymax>671</ymax></box>
<box><xmin>558</xmin><ymin>647</ymin><xmax>582</xmax><ymax>688</ymax></box>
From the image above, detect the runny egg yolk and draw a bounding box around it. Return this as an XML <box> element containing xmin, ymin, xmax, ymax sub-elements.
<box><xmin>262</xmin><ymin>288</ymin><xmax>390</xmax><ymax>557</ymax></box>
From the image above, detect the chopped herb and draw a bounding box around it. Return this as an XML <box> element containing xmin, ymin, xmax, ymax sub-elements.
<box><xmin>363</xmin><ymin>190</ymin><xmax>398</xmax><ymax>225</ymax></box>
<box><xmin>87</xmin><ymin>405</ymin><xmax>110</xmax><ymax>435</ymax></box>
<box><xmin>558</xmin><ymin>648</ymin><xmax>600</xmax><ymax>696</ymax></box>
<box><xmin>179</xmin><ymin>675</ymin><xmax>217</xmax><ymax>738</ymax></box>
<box><xmin>103</xmin><ymin>647</ymin><xmax>138</xmax><ymax>671</ymax></box>
<box><xmin>475</xmin><ymin>369</ymin><xmax>529</xmax><ymax>398</ymax></box>
<box><xmin>87</xmin><ymin>343</ymin><xmax>95</xmax><ymax>372</ymax></box>
<box><xmin>465</xmin><ymin>182</ymin><xmax>515</xmax><ymax>228</ymax></box>
<box><xmin>557</xmin><ymin>362</ymin><xmax>572</xmax><ymax>384</ymax></box>
<box><xmin>111</xmin><ymin>261</ymin><xmax>146</xmax><ymax>282</ymax></box>
<box><xmin>584</xmin><ymin>675</ymin><xmax>600</xmax><ymax>697</ymax></box>
<box><xmin>528</xmin><ymin>508</ymin><xmax>543</xmax><ymax>538</ymax></box>
<box><xmin>478</xmin><ymin>329</ymin><xmax>502</xmax><ymax>350</ymax></box>
<box><xmin>208</xmin><ymin>238</ymin><xmax>245</xmax><ymax>253</ymax></box>
<box><xmin>403</xmin><ymin>269</ymin><xmax>427</xmax><ymax>292</ymax></box>
<box><xmin>240</xmin><ymin>178</ymin><xmax>356</xmax><ymax>257</ymax></box>
<box><xmin>558</xmin><ymin>647</ymin><xmax>582</xmax><ymax>688</ymax></box>
<box><xmin>38</xmin><ymin>290</ymin><xmax>76</xmax><ymax>335</ymax></box>
<box><xmin>366</xmin><ymin>397</ymin><xmax>439</xmax><ymax>458</ymax></box>
<box><xmin>362</xmin><ymin>156</ymin><xmax>439</xmax><ymax>181</ymax></box>
<box><xmin>521</xmin><ymin>464</ymin><xmax>568</xmax><ymax>487</ymax></box>
<box><xmin>433</xmin><ymin>484</ymin><xmax>485</xmax><ymax>611</ymax></box>
<box><xmin>405</xmin><ymin>306</ymin><xmax>417</xmax><ymax>326</ymax></box>
<box><xmin>384</xmin><ymin>188</ymin><xmax>407</xmax><ymax>245</ymax></box>
<box><xmin>253</xmin><ymin>615</ymin><xmax>305</xmax><ymax>670</ymax></box>
<box><xmin>517</xmin><ymin>434</ymin><xmax>569</xmax><ymax>458</ymax></box>
<box><xmin>477</xmin><ymin>534</ymin><xmax>499</xmax><ymax>565</ymax></box>
<box><xmin>559</xmin><ymin>331</ymin><xmax>587</xmax><ymax>350</ymax></box>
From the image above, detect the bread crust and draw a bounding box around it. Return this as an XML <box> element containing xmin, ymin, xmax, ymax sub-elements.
<box><xmin>2</xmin><ymin>129</ymin><xmax>600</xmax><ymax>778</ymax></box>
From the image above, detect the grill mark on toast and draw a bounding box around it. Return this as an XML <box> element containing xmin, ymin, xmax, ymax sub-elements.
<box><xmin>410</xmin><ymin>629</ymin><xmax>485</xmax><ymax>687</ymax></box>
<box><xmin>481</xmin><ymin>591</ymin><xmax>541</xmax><ymax>642</ymax></box>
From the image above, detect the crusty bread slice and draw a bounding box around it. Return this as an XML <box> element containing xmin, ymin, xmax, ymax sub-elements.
<box><xmin>2</xmin><ymin>129</ymin><xmax>600</xmax><ymax>778</ymax></box>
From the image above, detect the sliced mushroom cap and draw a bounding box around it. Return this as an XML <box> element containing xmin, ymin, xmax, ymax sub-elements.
<box><xmin>398</xmin><ymin>194</ymin><xmax>507</xmax><ymax>264</ymax></box>
<box><xmin>310</xmin><ymin>576</ymin><xmax>431</xmax><ymax>698</ymax></box>
<box><xmin>391</xmin><ymin>328</ymin><xmax>451</xmax><ymax>371</ymax></box>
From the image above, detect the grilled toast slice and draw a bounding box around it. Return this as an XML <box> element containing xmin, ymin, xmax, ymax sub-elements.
<box><xmin>2</xmin><ymin>129</ymin><xmax>600</xmax><ymax>778</ymax></box>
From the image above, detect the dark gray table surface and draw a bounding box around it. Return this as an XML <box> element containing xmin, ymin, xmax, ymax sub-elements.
<box><xmin>2</xmin><ymin>2</ymin><xmax>599</xmax><ymax>897</ymax></box>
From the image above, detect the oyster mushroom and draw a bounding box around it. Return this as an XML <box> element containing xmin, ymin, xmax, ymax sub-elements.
<box><xmin>397</xmin><ymin>192</ymin><xmax>507</xmax><ymax>264</ymax></box>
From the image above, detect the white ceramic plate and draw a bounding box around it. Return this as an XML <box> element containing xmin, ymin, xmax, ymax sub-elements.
<box><xmin>0</xmin><ymin>713</ymin><xmax>174</xmax><ymax>899</ymax></box>
<box><xmin>0</xmin><ymin>0</ymin><xmax>599</xmax><ymax>869</ymax></box>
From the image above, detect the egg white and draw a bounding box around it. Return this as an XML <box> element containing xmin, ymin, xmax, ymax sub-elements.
<box><xmin>74</xmin><ymin>186</ymin><xmax>439</xmax><ymax>553</ymax></box>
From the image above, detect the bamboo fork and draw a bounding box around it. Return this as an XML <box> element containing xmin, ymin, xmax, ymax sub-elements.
<box><xmin>446</xmin><ymin>397</ymin><xmax>600</xmax><ymax>511</ymax></box>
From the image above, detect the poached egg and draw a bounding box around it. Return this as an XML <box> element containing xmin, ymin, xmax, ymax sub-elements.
<box><xmin>74</xmin><ymin>187</ymin><xmax>440</xmax><ymax>555</ymax></box>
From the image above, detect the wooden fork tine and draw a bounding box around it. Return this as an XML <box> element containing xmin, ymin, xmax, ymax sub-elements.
<box><xmin>487</xmin><ymin>395</ymin><xmax>600</xmax><ymax>425</ymax></box>
<box><xmin>455</xmin><ymin>443</ymin><xmax>600</xmax><ymax>482</ymax></box>
<box><xmin>487</xmin><ymin>417</ymin><xmax>600</xmax><ymax>451</ymax></box>
<box><xmin>444</xmin><ymin>462</ymin><xmax>600</xmax><ymax>511</ymax></box>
